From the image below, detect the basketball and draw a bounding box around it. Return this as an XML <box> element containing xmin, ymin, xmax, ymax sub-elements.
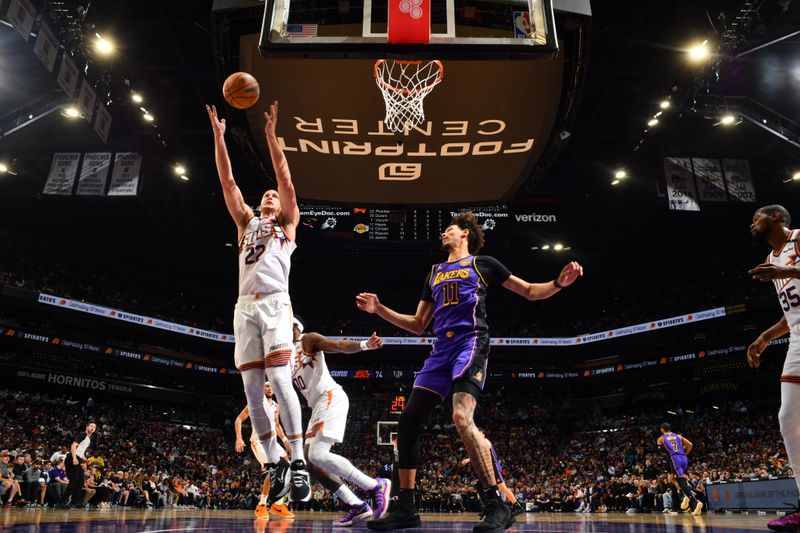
<box><xmin>222</xmin><ymin>72</ymin><xmax>259</xmax><ymax>109</ymax></box>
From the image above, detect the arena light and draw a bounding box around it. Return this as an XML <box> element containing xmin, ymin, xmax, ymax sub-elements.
<box><xmin>174</xmin><ymin>164</ymin><xmax>187</xmax><ymax>175</ymax></box>
<box><xmin>180</xmin><ymin>175</ymin><xmax>189</xmax><ymax>182</ymax></box>
<box><xmin>720</xmin><ymin>114</ymin><xmax>736</xmax><ymax>126</ymax></box>
<box><xmin>95</xmin><ymin>34</ymin><xmax>114</xmax><ymax>56</ymax></box>
<box><xmin>688</xmin><ymin>40</ymin><xmax>710</xmax><ymax>63</ymax></box>
<box><xmin>793</xmin><ymin>172</ymin><xmax>800</xmax><ymax>181</ymax></box>
<box><xmin>611</xmin><ymin>179</ymin><xmax>621</xmax><ymax>186</ymax></box>
<box><xmin>541</xmin><ymin>244</ymin><xmax>550</xmax><ymax>250</ymax></box>
<box><xmin>131</xmin><ymin>93</ymin><xmax>143</xmax><ymax>104</ymax></box>
<box><xmin>143</xmin><ymin>113</ymin><xmax>154</xmax><ymax>122</ymax></box>
<box><xmin>0</xmin><ymin>163</ymin><xmax>7</xmax><ymax>173</ymax></box>
<box><xmin>659</xmin><ymin>100</ymin><xmax>670</xmax><ymax>109</ymax></box>
<box><xmin>647</xmin><ymin>118</ymin><xmax>659</xmax><ymax>127</ymax></box>
<box><xmin>553</xmin><ymin>243</ymin><xmax>564</xmax><ymax>251</ymax></box>
<box><xmin>614</xmin><ymin>169</ymin><xmax>627</xmax><ymax>179</ymax></box>
<box><xmin>62</xmin><ymin>106</ymin><xmax>81</xmax><ymax>119</ymax></box>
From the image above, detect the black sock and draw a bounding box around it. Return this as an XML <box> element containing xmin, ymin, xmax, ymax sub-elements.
<box><xmin>398</xmin><ymin>488</ymin><xmax>415</xmax><ymax>510</ymax></box>
<box><xmin>483</xmin><ymin>485</ymin><xmax>501</xmax><ymax>502</ymax></box>
<box><xmin>677</xmin><ymin>478</ymin><xmax>695</xmax><ymax>502</ymax></box>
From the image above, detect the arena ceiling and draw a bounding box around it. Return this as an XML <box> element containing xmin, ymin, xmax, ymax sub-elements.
<box><xmin>0</xmin><ymin>0</ymin><xmax>799</xmax><ymax>271</ymax></box>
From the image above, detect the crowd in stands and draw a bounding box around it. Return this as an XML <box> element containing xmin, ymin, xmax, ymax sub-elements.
<box><xmin>0</xmin><ymin>385</ymin><xmax>788</xmax><ymax>514</ymax></box>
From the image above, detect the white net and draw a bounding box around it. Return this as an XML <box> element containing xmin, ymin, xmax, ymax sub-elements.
<box><xmin>374</xmin><ymin>59</ymin><xmax>443</xmax><ymax>133</ymax></box>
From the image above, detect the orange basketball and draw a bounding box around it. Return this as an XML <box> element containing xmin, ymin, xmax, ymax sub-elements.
<box><xmin>223</xmin><ymin>72</ymin><xmax>260</xmax><ymax>110</ymax></box>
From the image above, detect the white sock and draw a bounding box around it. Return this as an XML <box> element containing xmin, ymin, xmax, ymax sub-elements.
<box><xmin>290</xmin><ymin>440</ymin><xmax>304</xmax><ymax>462</ymax></box>
<box><xmin>259</xmin><ymin>494</ymin><xmax>267</xmax><ymax>505</ymax></box>
<box><xmin>334</xmin><ymin>485</ymin><xmax>363</xmax><ymax>507</ymax></box>
<box><xmin>780</xmin><ymin>382</ymin><xmax>800</xmax><ymax>493</ymax></box>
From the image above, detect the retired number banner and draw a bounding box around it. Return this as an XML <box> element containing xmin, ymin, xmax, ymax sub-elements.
<box><xmin>722</xmin><ymin>159</ymin><xmax>756</xmax><ymax>202</ymax></box>
<box><xmin>663</xmin><ymin>157</ymin><xmax>700</xmax><ymax>211</ymax></box>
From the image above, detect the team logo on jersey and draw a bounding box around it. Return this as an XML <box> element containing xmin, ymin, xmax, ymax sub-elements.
<box><xmin>432</xmin><ymin>269</ymin><xmax>470</xmax><ymax>285</ymax></box>
<box><xmin>295</xmin><ymin>351</ymin><xmax>318</xmax><ymax>370</ymax></box>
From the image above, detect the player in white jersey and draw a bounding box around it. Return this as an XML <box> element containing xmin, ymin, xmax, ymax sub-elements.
<box><xmin>206</xmin><ymin>101</ymin><xmax>310</xmax><ymax>502</ymax></box>
<box><xmin>290</xmin><ymin>317</ymin><xmax>393</xmax><ymax>526</ymax></box>
<box><xmin>747</xmin><ymin>204</ymin><xmax>800</xmax><ymax>531</ymax></box>
<box><xmin>234</xmin><ymin>382</ymin><xmax>294</xmax><ymax>519</ymax></box>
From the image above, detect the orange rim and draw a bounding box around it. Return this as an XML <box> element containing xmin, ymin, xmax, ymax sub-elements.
<box><xmin>374</xmin><ymin>59</ymin><xmax>444</xmax><ymax>95</ymax></box>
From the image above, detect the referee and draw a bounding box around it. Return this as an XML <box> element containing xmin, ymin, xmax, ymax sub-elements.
<box><xmin>58</xmin><ymin>422</ymin><xmax>96</xmax><ymax>508</ymax></box>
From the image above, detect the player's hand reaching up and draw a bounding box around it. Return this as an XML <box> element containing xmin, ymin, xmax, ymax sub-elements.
<box><xmin>206</xmin><ymin>105</ymin><xmax>226</xmax><ymax>137</ymax></box>
<box><xmin>746</xmin><ymin>335</ymin><xmax>767</xmax><ymax>368</ymax></box>
<box><xmin>356</xmin><ymin>293</ymin><xmax>380</xmax><ymax>314</ymax></box>
<box><xmin>557</xmin><ymin>261</ymin><xmax>584</xmax><ymax>287</ymax></box>
<box><xmin>366</xmin><ymin>331</ymin><xmax>384</xmax><ymax>350</ymax></box>
<box><xmin>263</xmin><ymin>100</ymin><xmax>279</xmax><ymax>139</ymax></box>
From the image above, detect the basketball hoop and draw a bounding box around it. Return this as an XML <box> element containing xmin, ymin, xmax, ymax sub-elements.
<box><xmin>374</xmin><ymin>59</ymin><xmax>443</xmax><ymax>133</ymax></box>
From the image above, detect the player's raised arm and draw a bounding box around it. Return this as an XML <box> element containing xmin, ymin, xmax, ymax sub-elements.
<box><xmin>302</xmin><ymin>331</ymin><xmax>384</xmax><ymax>354</ymax></box>
<box><xmin>502</xmin><ymin>261</ymin><xmax>583</xmax><ymax>301</ymax></box>
<box><xmin>263</xmin><ymin>101</ymin><xmax>299</xmax><ymax>238</ymax></box>
<box><xmin>206</xmin><ymin>105</ymin><xmax>253</xmax><ymax>234</ymax></box>
<box><xmin>356</xmin><ymin>293</ymin><xmax>433</xmax><ymax>336</ymax></box>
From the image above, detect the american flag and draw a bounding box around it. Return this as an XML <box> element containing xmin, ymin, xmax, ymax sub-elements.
<box><xmin>287</xmin><ymin>24</ymin><xmax>318</xmax><ymax>37</ymax></box>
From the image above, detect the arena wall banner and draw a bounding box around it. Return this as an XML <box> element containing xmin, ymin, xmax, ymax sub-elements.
<box><xmin>692</xmin><ymin>158</ymin><xmax>728</xmax><ymax>202</ymax></box>
<box><xmin>32</xmin><ymin>20</ymin><xmax>59</xmax><ymax>73</ymax></box>
<box><xmin>77</xmin><ymin>78</ymin><xmax>97</xmax><ymax>123</ymax></box>
<box><xmin>707</xmin><ymin>478</ymin><xmax>798</xmax><ymax>511</ymax></box>
<box><xmin>722</xmin><ymin>158</ymin><xmax>756</xmax><ymax>202</ymax></box>
<box><xmin>34</xmin><ymin>291</ymin><xmax>728</xmax><ymax>348</ymax></box>
<box><xmin>7</xmin><ymin>0</ymin><xmax>36</xmax><ymax>42</ymax></box>
<box><xmin>1</xmin><ymin>363</ymin><xmax>226</xmax><ymax>403</ymax></box>
<box><xmin>107</xmin><ymin>152</ymin><xmax>142</xmax><ymax>196</ymax></box>
<box><xmin>663</xmin><ymin>157</ymin><xmax>700</xmax><ymax>211</ymax></box>
<box><xmin>56</xmin><ymin>53</ymin><xmax>80</xmax><ymax>98</ymax></box>
<box><xmin>43</xmin><ymin>152</ymin><xmax>80</xmax><ymax>195</ymax></box>
<box><xmin>76</xmin><ymin>152</ymin><xmax>112</xmax><ymax>195</ymax></box>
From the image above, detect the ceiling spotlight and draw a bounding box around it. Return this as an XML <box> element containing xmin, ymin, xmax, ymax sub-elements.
<box><xmin>611</xmin><ymin>179</ymin><xmax>620</xmax><ymax>186</ymax></box>
<box><xmin>659</xmin><ymin>100</ymin><xmax>670</xmax><ymax>109</ymax></box>
<box><xmin>615</xmin><ymin>169</ymin><xmax>627</xmax><ymax>179</ymax></box>
<box><xmin>95</xmin><ymin>34</ymin><xmax>114</xmax><ymax>56</ymax></box>
<box><xmin>792</xmin><ymin>172</ymin><xmax>800</xmax><ymax>181</ymax></box>
<box><xmin>180</xmin><ymin>175</ymin><xmax>189</xmax><ymax>182</ymax></box>
<box><xmin>720</xmin><ymin>114</ymin><xmax>736</xmax><ymax>125</ymax></box>
<box><xmin>143</xmin><ymin>113</ymin><xmax>154</xmax><ymax>122</ymax></box>
<box><xmin>0</xmin><ymin>163</ymin><xmax>7</xmax><ymax>173</ymax></box>
<box><xmin>688</xmin><ymin>40</ymin><xmax>710</xmax><ymax>62</ymax></box>
<box><xmin>174</xmin><ymin>164</ymin><xmax>187</xmax><ymax>175</ymax></box>
<box><xmin>647</xmin><ymin>118</ymin><xmax>659</xmax><ymax>127</ymax></box>
<box><xmin>541</xmin><ymin>244</ymin><xmax>551</xmax><ymax>250</ymax></box>
<box><xmin>131</xmin><ymin>93</ymin><xmax>143</xmax><ymax>104</ymax></box>
<box><xmin>553</xmin><ymin>243</ymin><xmax>564</xmax><ymax>251</ymax></box>
<box><xmin>62</xmin><ymin>106</ymin><xmax>81</xmax><ymax>119</ymax></box>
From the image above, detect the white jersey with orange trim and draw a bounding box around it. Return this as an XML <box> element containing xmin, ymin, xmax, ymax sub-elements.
<box><xmin>291</xmin><ymin>338</ymin><xmax>341</xmax><ymax>407</ymax></box>
<box><xmin>768</xmin><ymin>229</ymin><xmax>800</xmax><ymax>328</ymax></box>
<box><xmin>238</xmin><ymin>215</ymin><xmax>297</xmax><ymax>296</ymax></box>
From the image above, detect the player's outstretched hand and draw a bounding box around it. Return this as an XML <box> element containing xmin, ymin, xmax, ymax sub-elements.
<box><xmin>356</xmin><ymin>293</ymin><xmax>380</xmax><ymax>314</ymax></box>
<box><xmin>366</xmin><ymin>331</ymin><xmax>384</xmax><ymax>350</ymax></box>
<box><xmin>206</xmin><ymin>105</ymin><xmax>226</xmax><ymax>137</ymax></box>
<box><xmin>235</xmin><ymin>438</ymin><xmax>245</xmax><ymax>453</ymax></box>
<box><xmin>749</xmin><ymin>263</ymin><xmax>796</xmax><ymax>282</ymax></box>
<box><xmin>263</xmin><ymin>100</ymin><xmax>279</xmax><ymax>139</ymax></box>
<box><xmin>746</xmin><ymin>335</ymin><xmax>767</xmax><ymax>368</ymax></box>
<box><xmin>557</xmin><ymin>261</ymin><xmax>584</xmax><ymax>287</ymax></box>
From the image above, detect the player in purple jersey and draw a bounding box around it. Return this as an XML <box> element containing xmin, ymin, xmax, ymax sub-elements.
<box><xmin>657</xmin><ymin>423</ymin><xmax>702</xmax><ymax>515</ymax></box>
<box><xmin>356</xmin><ymin>211</ymin><xmax>582</xmax><ymax>533</ymax></box>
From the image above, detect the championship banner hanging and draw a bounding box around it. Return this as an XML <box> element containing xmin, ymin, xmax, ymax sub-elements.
<box><xmin>692</xmin><ymin>158</ymin><xmax>728</xmax><ymax>202</ymax></box>
<box><xmin>722</xmin><ymin>159</ymin><xmax>756</xmax><ymax>202</ymax></box>
<box><xmin>33</xmin><ymin>20</ymin><xmax>59</xmax><ymax>72</ymax></box>
<box><xmin>94</xmin><ymin>102</ymin><xmax>112</xmax><ymax>144</ymax></box>
<box><xmin>107</xmin><ymin>153</ymin><xmax>142</xmax><ymax>196</ymax></box>
<box><xmin>77</xmin><ymin>79</ymin><xmax>97</xmax><ymax>123</ymax></box>
<box><xmin>42</xmin><ymin>153</ymin><xmax>80</xmax><ymax>195</ymax></box>
<box><xmin>7</xmin><ymin>0</ymin><xmax>36</xmax><ymax>42</ymax></box>
<box><xmin>663</xmin><ymin>157</ymin><xmax>700</xmax><ymax>211</ymax></box>
<box><xmin>76</xmin><ymin>152</ymin><xmax>112</xmax><ymax>196</ymax></box>
<box><xmin>57</xmin><ymin>54</ymin><xmax>80</xmax><ymax>98</ymax></box>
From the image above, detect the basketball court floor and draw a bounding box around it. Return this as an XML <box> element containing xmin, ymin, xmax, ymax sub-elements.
<box><xmin>0</xmin><ymin>509</ymin><xmax>777</xmax><ymax>533</ymax></box>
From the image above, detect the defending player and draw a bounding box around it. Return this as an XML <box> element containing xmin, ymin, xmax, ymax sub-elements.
<box><xmin>206</xmin><ymin>101</ymin><xmax>310</xmax><ymax>501</ymax></box>
<box><xmin>747</xmin><ymin>204</ymin><xmax>800</xmax><ymax>531</ymax></box>
<box><xmin>656</xmin><ymin>423</ymin><xmax>702</xmax><ymax>515</ymax></box>
<box><xmin>234</xmin><ymin>382</ymin><xmax>294</xmax><ymax>519</ymax></box>
<box><xmin>357</xmin><ymin>210</ymin><xmax>582</xmax><ymax>533</ymax></box>
<box><xmin>290</xmin><ymin>317</ymin><xmax>392</xmax><ymax>526</ymax></box>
